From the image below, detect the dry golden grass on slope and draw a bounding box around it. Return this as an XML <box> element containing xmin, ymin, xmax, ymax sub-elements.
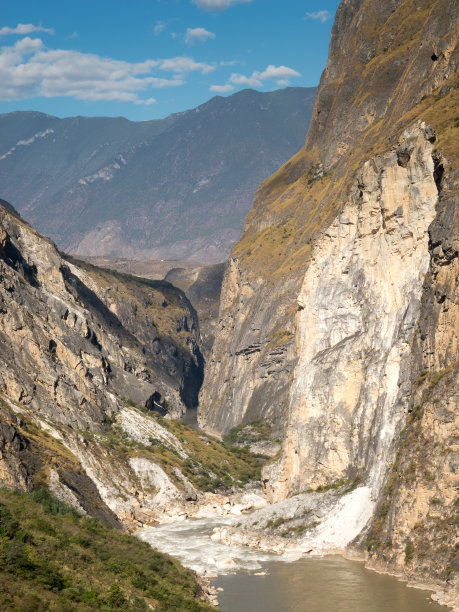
<box><xmin>229</xmin><ymin>0</ymin><xmax>457</xmax><ymax>281</ymax></box>
<box><xmin>232</xmin><ymin>72</ymin><xmax>458</xmax><ymax>281</ymax></box>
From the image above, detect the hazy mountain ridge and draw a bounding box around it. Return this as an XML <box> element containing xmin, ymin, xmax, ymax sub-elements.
<box><xmin>0</xmin><ymin>87</ymin><xmax>316</xmax><ymax>263</ymax></box>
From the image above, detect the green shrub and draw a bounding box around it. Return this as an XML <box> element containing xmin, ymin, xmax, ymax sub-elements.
<box><xmin>0</xmin><ymin>488</ymin><xmax>217</xmax><ymax>611</ymax></box>
<box><xmin>405</xmin><ymin>540</ymin><xmax>415</xmax><ymax>563</ymax></box>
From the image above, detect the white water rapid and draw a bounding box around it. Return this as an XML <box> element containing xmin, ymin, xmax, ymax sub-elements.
<box><xmin>137</xmin><ymin>516</ymin><xmax>297</xmax><ymax>576</ymax></box>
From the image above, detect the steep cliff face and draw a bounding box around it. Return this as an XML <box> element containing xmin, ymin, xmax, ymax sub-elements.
<box><xmin>199</xmin><ymin>0</ymin><xmax>458</xmax><ymax>589</ymax></box>
<box><xmin>0</xmin><ymin>202</ymin><xmax>220</xmax><ymax>525</ymax></box>
<box><xmin>265</xmin><ymin>124</ymin><xmax>440</xmax><ymax>501</ymax></box>
<box><xmin>0</xmin><ymin>206</ymin><xmax>203</xmax><ymax>424</ymax></box>
<box><xmin>200</xmin><ymin>0</ymin><xmax>457</xmax><ymax>431</ymax></box>
<box><xmin>364</xmin><ymin>158</ymin><xmax>458</xmax><ymax>585</ymax></box>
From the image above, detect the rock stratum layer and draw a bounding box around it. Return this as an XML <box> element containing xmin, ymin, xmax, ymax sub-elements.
<box><xmin>200</xmin><ymin>0</ymin><xmax>458</xmax><ymax>593</ymax></box>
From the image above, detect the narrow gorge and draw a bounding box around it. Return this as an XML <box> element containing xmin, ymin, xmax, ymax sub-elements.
<box><xmin>199</xmin><ymin>0</ymin><xmax>458</xmax><ymax>605</ymax></box>
<box><xmin>0</xmin><ymin>0</ymin><xmax>457</xmax><ymax>610</ymax></box>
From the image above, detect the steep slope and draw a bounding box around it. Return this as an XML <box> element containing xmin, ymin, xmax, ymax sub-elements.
<box><xmin>72</xmin><ymin>257</ymin><xmax>225</xmax><ymax>359</ymax></box>
<box><xmin>199</xmin><ymin>0</ymin><xmax>458</xmax><ymax>593</ymax></box>
<box><xmin>165</xmin><ymin>263</ymin><xmax>225</xmax><ymax>358</ymax></box>
<box><xmin>0</xmin><ymin>488</ymin><xmax>217</xmax><ymax>611</ymax></box>
<box><xmin>0</xmin><ymin>203</ymin><xmax>203</xmax><ymax>421</ymax></box>
<box><xmin>0</xmin><ymin>201</ymin><xmax>264</xmax><ymax>528</ymax></box>
<box><xmin>0</xmin><ymin>87</ymin><xmax>316</xmax><ymax>262</ymax></box>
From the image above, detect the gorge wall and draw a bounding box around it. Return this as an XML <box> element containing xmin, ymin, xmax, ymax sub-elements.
<box><xmin>0</xmin><ymin>201</ymin><xmax>220</xmax><ymax>527</ymax></box>
<box><xmin>200</xmin><ymin>0</ymin><xmax>458</xmax><ymax>588</ymax></box>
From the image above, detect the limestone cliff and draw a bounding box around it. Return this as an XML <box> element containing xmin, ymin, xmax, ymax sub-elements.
<box><xmin>199</xmin><ymin>0</ymin><xmax>458</xmax><ymax>591</ymax></box>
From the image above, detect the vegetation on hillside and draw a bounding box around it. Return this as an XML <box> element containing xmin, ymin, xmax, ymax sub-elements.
<box><xmin>0</xmin><ymin>487</ymin><xmax>216</xmax><ymax>611</ymax></box>
<box><xmin>80</xmin><ymin>402</ymin><xmax>267</xmax><ymax>493</ymax></box>
<box><xmin>67</xmin><ymin>257</ymin><xmax>197</xmax><ymax>354</ymax></box>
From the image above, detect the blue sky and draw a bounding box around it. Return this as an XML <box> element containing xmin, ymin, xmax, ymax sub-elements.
<box><xmin>0</xmin><ymin>0</ymin><xmax>341</xmax><ymax>121</ymax></box>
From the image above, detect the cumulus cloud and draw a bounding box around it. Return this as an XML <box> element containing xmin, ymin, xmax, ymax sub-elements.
<box><xmin>257</xmin><ymin>65</ymin><xmax>300</xmax><ymax>80</ymax></box>
<box><xmin>210</xmin><ymin>83</ymin><xmax>234</xmax><ymax>93</ymax></box>
<box><xmin>0</xmin><ymin>37</ymin><xmax>216</xmax><ymax>104</ymax></box>
<box><xmin>192</xmin><ymin>0</ymin><xmax>251</xmax><ymax>11</ymax></box>
<box><xmin>228</xmin><ymin>64</ymin><xmax>301</xmax><ymax>88</ymax></box>
<box><xmin>0</xmin><ymin>23</ymin><xmax>54</xmax><ymax>36</ymax></box>
<box><xmin>185</xmin><ymin>27</ymin><xmax>216</xmax><ymax>45</ymax></box>
<box><xmin>304</xmin><ymin>10</ymin><xmax>332</xmax><ymax>23</ymax></box>
<box><xmin>230</xmin><ymin>72</ymin><xmax>262</xmax><ymax>87</ymax></box>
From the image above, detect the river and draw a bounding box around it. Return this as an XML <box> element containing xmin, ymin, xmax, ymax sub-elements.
<box><xmin>137</xmin><ymin>516</ymin><xmax>446</xmax><ymax>612</ymax></box>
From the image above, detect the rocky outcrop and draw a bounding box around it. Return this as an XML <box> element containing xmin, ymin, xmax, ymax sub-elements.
<box><xmin>0</xmin><ymin>204</ymin><xmax>203</xmax><ymax>423</ymax></box>
<box><xmin>0</xmin><ymin>398</ymin><xmax>120</xmax><ymax>527</ymax></box>
<box><xmin>264</xmin><ymin>123</ymin><xmax>439</xmax><ymax>501</ymax></box>
<box><xmin>364</xmin><ymin>147</ymin><xmax>458</xmax><ymax>585</ymax></box>
<box><xmin>198</xmin><ymin>254</ymin><xmax>298</xmax><ymax>435</ymax></box>
<box><xmin>0</xmin><ymin>201</ymin><xmax>218</xmax><ymax>526</ymax></box>
<box><xmin>199</xmin><ymin>0</ymin><xmax>458</xmax><ymax>595</ymax></box>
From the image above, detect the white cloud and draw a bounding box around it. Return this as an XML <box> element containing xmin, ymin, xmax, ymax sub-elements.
<box><xmin>0</xmin><ymin>38</ymin><xmax>218</xmax><ymax>104</ymax></box>
<box><xmin>258</xmin><ymin>65</ymin><xmax>300</xmax><ymax>80</ymax></box>
<box><xmin>210</xmin><ymin>83</ymin><xmax>234</xmax><ymax>93</ymax></box>
<box><xmin>230</xmin><ymin>72</ymin><xmax>262</xmax><ymax>87</ymax></box>
<box><xmin>185</xmin><ymin>27</ymin><xmax>216</xmax><ymax>45</ymax></box>
<box><xmin>158</xmin><ymin>56</ymin><xmax>215</xmax><ymax>74</ymax></box>
<box><xmin>220</xmin><ymin>60</ymin><xmax>238</xmax><ymax>66</ymax></box>
<box><xmin>154</xmin><ymin>21</ymin><xmax>167</xmax><ymax>36</ymax></box>
<box><xmin>228</xmin><ymin>64</ymin><xmax>301</xmax><ymax>88</ymax></box>
<box><xmin>192</xmin><ymin>0</ymin><xmax>252</xmax><ymax>11</ymax></box>
<box><xmin>0</xmin><ymin>23</ymin><xmax>54</xmax><ymax>36</ymax></box>
<box><xmin>135</xmin><ymin>97</ymin><xmax>157</xmax><ymax>105</ymax></box>
<box><xmin>304</xmin><ymin>10</ymin><xmax>332</xmax><ymax>23</ymax></box>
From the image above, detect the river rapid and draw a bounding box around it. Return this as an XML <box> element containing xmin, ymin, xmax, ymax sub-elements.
<box><xmin>137</xmin><ymin>516</ymin><xmax>447</xmax><ymax>612</ymax></box>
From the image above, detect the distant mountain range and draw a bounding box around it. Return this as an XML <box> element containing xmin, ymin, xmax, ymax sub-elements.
<box><xmin>0</xmin><ymin>87</ymin><xmax>316</xmax><ymax>263</ymax></box>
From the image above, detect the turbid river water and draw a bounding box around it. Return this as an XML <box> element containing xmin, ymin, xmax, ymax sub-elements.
<box><xmin>138</xmin><ymin>516</ymin><xmax>447</xmax><ymax>612</ymax></box>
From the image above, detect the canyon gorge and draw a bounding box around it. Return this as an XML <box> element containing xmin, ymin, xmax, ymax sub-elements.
<box><xmin>0</xmin><ymin>0</ymin><xmax>457</xmax><ymax>609</ymax></box>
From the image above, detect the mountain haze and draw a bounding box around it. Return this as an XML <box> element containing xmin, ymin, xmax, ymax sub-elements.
<box><xmin>0</xmin><ymin>87</ymin><xmax>316</xmax><ymax>263</ymax></box>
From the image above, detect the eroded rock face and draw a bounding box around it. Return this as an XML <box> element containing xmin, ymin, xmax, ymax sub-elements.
<box><xmin>265</xmin><ymin>124</ymin><xmax>439</xmax><ymax>501</ymax></box>
<box><xmin>0</xmin><ymin>206</ymin><xmax>202</xmax><ymax>426</ymax></box>
<box><xmin>0</xmin><ymin>202</ymin><xmax>210</xmax><ymax>526</ymax></box>
<box><xmin>199</xmin><ymin>0</ymin><xmax>458</xmax><ymax>592</ymax></box>
<box><xmin>198</xmin><ymin>256</ymin><xmax>297</xmax><ymax>435</ymax></box>
<box><xmin>364</xmin><ymin>156</ymin><xmax>459</xmax><ymax>585</ymax></box>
